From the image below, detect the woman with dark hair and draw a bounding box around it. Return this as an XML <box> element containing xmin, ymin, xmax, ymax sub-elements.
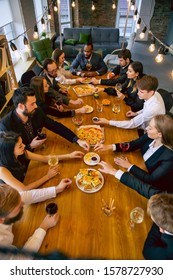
<box><xmin>52</xmin><ymin>48</ymin><xmax>83</xmax><ymax>84</ymax></box>
<box><xmin>94</xmin><ymin>114</ymin><xmax>173</xmax><ymax>196</ymax></box>
<box><xmin>117</xmin><ymin>61</ymin><xmax>145</xmax><ymax>112</ymax></box>
<box><xmin>0</xmin><ymin>131</ymin><xmax>84</xmax><ymax>191</ymax></box>
<box><xmin>30</xmin><ymin>76</ymin><xmax>88</xmax><ymax>118</ymax></box>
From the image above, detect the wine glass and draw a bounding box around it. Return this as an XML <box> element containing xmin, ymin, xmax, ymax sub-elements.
<box><xmin>129</xmin><ymin>207</ymin><xmax>144</xmax><ymax>229</ymax></box>
<box><xmin>48</xmin><ymin>154</ymin><xmax>59</xmax><ymax>167</ymax></box>
<box><xmin>45</xmin><ymin>200</ymin><xmax>58</xmax><ymax>215</ymax></box>
<box><xmin>86</xmin><ymin>61</ymin><xmax>92</xmax><ymax>71</ymax></box>
<box><xmin>115</xmin><ymin>83</ymin><xmax>122</xmax><ymax>92</ymax></box>
<box><xmin>112</xmin><ymin>104</ymin><xmax>120</xmax><ymax>114</ymax></box>
<box><xmin>37</xmin><ymin>128</ymin><xmax>47</xmax><ymax>140</ymax></box>
<box><xmin>119</xmin><ymin>142</ymin><xmax>130</xmax><ymax>157</ymax></box>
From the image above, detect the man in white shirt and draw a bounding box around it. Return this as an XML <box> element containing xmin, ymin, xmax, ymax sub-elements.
<box><xmin>93</xmin><ymin>75</ymin><xmax>165</xmax><ymax>131</ymax></box>
<box><xmin>0</xmin><ymin>179</ymin><xmax>71</xmax><ymax>260</ymax></box>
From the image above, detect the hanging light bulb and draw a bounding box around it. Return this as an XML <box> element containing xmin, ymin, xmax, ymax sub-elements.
<box><xmin>137</xmin><ymin>18</ymin><xmax>141</xmax><ymax>29</ymax></box>
<box><xmin>48</xmin><ymin>8</ymin><xmax>51</xmax><ymax>20</ymax></box>
<box><xmin>10</xmin><ymin>41</ymin><xmax>17</xmax><ymax>51</ymax></box>
<box><xmin>72</xmin><ymin>0</ymin><xmax>76</xmax><ymax>8</ymax></box>
<box><xmin>171</xmin><ymin>70</ymin><xmax>173</xmax><ymax>78</ymax></box>
<box><xmin>139</xmin><ymin>26</ymin><xmax>147</xmax><ymax>39</ymax></box>
<box><xmin>112</xmin><ymin>1</ymin><xmax>116</xmax><ymax>9</ymax></box>
<box><xmin>130</xmin><ymin>0</ymin><xmax>135</xmax><ymax>11</ymax></box>
<box><xmin>91</xmin><ymin>1</ymin><xmax>95</xmax><ymax>11</ymax></box>
<box><xmin>23</xmin><ymin>36</ymin><xmax>28</xmax><ymax>45</ymax></box>
<box><xmin>54</xmin><ymin>2</ymin><xmax>58</xmax><ymax>12</ymax></box>
<box><xmin>41</xmin><ymin>17</ymin><xmax>46</xmax><ymax>31</ymax></box>
<box><xmin>33</xmin><ymin>25</ymin><xmax>39</xmax><ymax>39</ymax></box>
<box><xmin>148</xmin><ymin>37</ymin><xmax>156</xmax><ymax>52</ymax></box>
<box><xmin>133</xmin><ymin>9</ymin><xmax>137</xmax><ymax>20</ymax></box>
<box><xmin>155</xmin><ymin>46</ymin><xmax>165</xmax><ymax>63</ymax></box>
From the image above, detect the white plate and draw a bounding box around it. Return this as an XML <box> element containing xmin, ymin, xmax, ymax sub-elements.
<box><xmin>84</xmin><ymin>152</ymin><xmax>100</xmax><ymax>166</ymax></box>
<box><xmin>84</xmin><ymin>105</ymin><xmax>94</xmax><ymax>114</ymax></box>
<box><xmin>76</xmin><ymin>168</ymin><xmax>104</xmax><ymax>193</ymax></box>
<box><xmin>76</xmin><ymin>125</ymin><xmax>104</xmax><ymax>146</ymax></box>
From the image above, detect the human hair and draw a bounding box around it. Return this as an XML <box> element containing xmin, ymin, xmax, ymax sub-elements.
<box><xmin>12</xmin><ymin>86</ymin><xmax>35</xmax><ymax>108</ymax></box>
<box><xmin>118</xmin><ymin>48</ymin><xmax>131</xmax><ymax>60</ymax></box>
<box><xmin>42</xmin><ymin>58</ymin><xmax>55</xmax><ymax>71</ymax></box>
<box><xmin>136</xmin><ymin>75</ymin><xmax>159</xmax><ymax>92</ymax></box>
<box><xmin>52</xmin><ymin>48</ymin><xmax>64</xmax><ymax>65</ymax></box>
<box><xmin>153</xmin><ymin>114</ymin><xmax>173</xmax><ymax>148</ymax></box>
<box><xmin>0</xmin><ymin>131</ymin><xmax>21</xmax><ymax>167</ymax></box>
<box><xmin>130</xmin><ymin>61</ymin><xmax>143</xmax><ymax>78</ymax></box>
<box><xmin>30</xmin><ymin>76</ymin><xmax>45</xmax><ymax>103</ymax></box>
<box><xmin>84</xmin><ymin>42</ymin><xmax>93</xmax><ymax>50</ymax></box>
<box><xmin>0</xmin><ymin>184</ymin><xmax>20</xmax><ymax>218</ymax></box>
<box><xmin>147</xmin><ymin>193</ymin><xmax>173</xmax><ymax>233</ymax></box>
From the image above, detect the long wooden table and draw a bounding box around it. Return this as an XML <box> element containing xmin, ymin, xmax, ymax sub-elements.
<box><xmin>13</xmin><ymin>81</ymin><xmax>152</xmax><ymax>260</ymax></box>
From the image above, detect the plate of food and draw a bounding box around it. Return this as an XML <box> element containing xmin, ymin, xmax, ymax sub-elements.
<box><xmin>80</xmin><ymin>78</ymin><xmax>92</xmax><ymax>84</ymax></box>
<box><xmin>76</xmin><ymin>125</ymin><xmax>104</xmax><ymax>146</ymax></box>
<box><xmin>76</xmin><ymin>168</ymin><xmax>104</xmax><ymax>193</ymax></box>
<box><xmin>102</xmin><ymin>99</ymin><xmax>111</xmax><ymax>106</ymax></box>
<box><xmin>73</xmin><ymin>84</ymin><xmax>96</xmax><ymax>97</ymax></box>
<box><xmin>84</xmin><ymin>152</ymin><xmax>100</xmax><ymax>166</ymax></box>
<box><xmin>83</xmin><ymin>105</ymin><xmax>93</xmax><ymax>114</ymax></box>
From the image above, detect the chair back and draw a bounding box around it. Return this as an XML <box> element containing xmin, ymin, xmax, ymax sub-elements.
<box><xmin>158</xmin><ymin>88</ymin><xmax>173</xmax><ymax>112</ymax></box>
<box><xmin>20</xmin><ymin>70</ymin><xmax>36</xmax><ymax>86</ymax></box>
<box><xmin>31</xmin><ymin>38</ymin><xmax>53</xmax><ymax>65</ymax></box>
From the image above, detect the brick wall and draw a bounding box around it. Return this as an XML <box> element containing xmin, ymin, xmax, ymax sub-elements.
<box><xmin>150</xmin><ymin>0</ymin><xmax>172</xmax><ymax>41</ymax></box>
<box><xmin>73</xmin><ymin>0</ymin><xmax>117</xmax><ymax>27</ymax></box>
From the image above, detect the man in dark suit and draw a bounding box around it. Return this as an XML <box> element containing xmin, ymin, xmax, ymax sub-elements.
<box><xmin>41</xmin><ymin>58</ymin><xmax>84</xmax><ymax>107</ymax></box>
<box><xmin>70</xmin><ymin>43</ymin><xmax>108</xmax><ymax>77</ymax></box>
<box><xmin>0</xmin><ymin>87</ymin><xmax>89</xmax><ymax>151</ymax></box>
<box><xmin>143</xmin><ymin>193</ymin><xmax>173</xmax><ymax>260</ymax></box>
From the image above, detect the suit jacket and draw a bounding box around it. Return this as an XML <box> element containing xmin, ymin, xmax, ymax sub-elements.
<box><xmin>0</xmin><ymin>108</ymin><xmax>78</xmax><ymax>150</ymax></box>
<box><xmin>143</xmin><ymin>223</ymin><xmax>173</xmax><ymax>260</ymax></box>
<box><xmin>115</xmin><ymin>133</ymin><xmax>173</xmax><ymax>192</ymax></box>
<box><xmin>70</xmin><ymin>52</ymin><xmax>107</xmax><ymax>75</ymax></box>
<box><xmin>41</xmin><ymin>72</ymin><xmax>70</xmax><ymax>105</ymax></box>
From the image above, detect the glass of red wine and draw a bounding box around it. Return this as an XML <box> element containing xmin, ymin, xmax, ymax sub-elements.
<box><xmin>45</xmin><ymin>201</ymin><xmax>58</xmax><ymax>215</ymax></box>
<box><xmin>119</xmin><ymin>142</ymin><xmax>130</xmax><ymax>157</ymax></box>
<box><xmin>37</xmin><ymin>128</ymin><xmax>47</xmax><ymax>140</ymax></box>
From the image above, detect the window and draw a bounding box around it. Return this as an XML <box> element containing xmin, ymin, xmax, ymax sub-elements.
<box><xmin>60</xmin><ymin>0</ymin><xmax>72</xmax><ymax>32</ymax></box>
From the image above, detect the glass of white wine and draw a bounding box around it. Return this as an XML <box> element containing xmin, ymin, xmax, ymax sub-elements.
<box><xmin>129</xmin><ymin>207</ymin><xmax>144</xmax><ymax>229</ymax></box>
<box><xmin>48</xmin><ymin>154</ymin><xmax>59</xmax><ymax>167</ymax></box>
<box><xmin>115</xmin><ymin>83</ymin><xmax>122</xmax><ymax>92</ymax></box>
<box><xmin>112</xmin><ymin>104</ymin><xmax>120</xmax><ymax>114</ymax></box>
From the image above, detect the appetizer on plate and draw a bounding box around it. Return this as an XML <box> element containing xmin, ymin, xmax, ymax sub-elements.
<box><xmin>84</xmin><ymin>152</ymin><xmax>100</xmax><ymax>166</ymax></box>
<box><xmin>76</xmin><ymin>168</ymin><xmax>104</xmax><ymax>193</ymax></box>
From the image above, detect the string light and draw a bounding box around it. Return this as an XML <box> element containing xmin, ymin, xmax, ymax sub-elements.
<box><xmin>72</xmin><ymin>0</ymin><xmax>76</xmax><ymax>8</ymax></box>
<box><xmin>149</xmin><ymin>37</ymin><xmax>156</xmax><ymax>52</ymax></box>
<box><xmin>33</xmin><ymin>24</ymin><xmax>39</xmax><ymax>39</ymax></box>
<box><xmin>112</xmin><ymin>1</ymin><xmax>116</xmax><ymax>9</ymax></box>
<box><xmin>133</xmin><ymin>9</ymin><xmax>137</xmax><ymax>20</ymax></box>
<box><xmin>171</xmin><ymin>70</ymin><xmax>173</xmax><ymax>78</ymax></box>
<box><xmin>41</xmin><ymin>17</ymin><xmax>46</xmax><ymax>31</ymax></box>
<box><xmin>139</xmin><ymin>26</ymin><xmax>147</xmax><ymax>39</ymax></box>
<box><xmin>130</xmin><ymin>0</ymin><xmax>135</xmax><ymax>11</ymax></box>
<box><xmin>54</xmin><ymin>2</ymin><xmax>58</xmax><ymax>12</ymax></box>
<box><xmin>10</xmin><ymin>42</ymin><xmax>17</xmax><ymax>51</ymax></box>
<box><xmin>91</xmin><ymin>1</ymin><xmax>95</xmax><ymax>11</ymax></box>
<box><xmin>137</xmin><ymin>18</ymin><xmax>141</xmax><ymax>29</ymax></box>
<box><xmin>48</xmin><ymin>8</ymin><xmax>51</xmax><ymax>19</ymax></box>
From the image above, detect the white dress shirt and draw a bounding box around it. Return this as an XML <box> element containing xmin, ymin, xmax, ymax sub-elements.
<box><xmin>109</xmin><ymin>91</ymin><xmax>165</xmax><ymax>130</ymax></box>
<box><xmin>0</xmin><ymin>186</ymin><xmax>56</xmax><ymax>259</ymax></box>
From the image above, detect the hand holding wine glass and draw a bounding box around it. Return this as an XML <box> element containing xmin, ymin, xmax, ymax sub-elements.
<box><xmin>86</xmin><ymin>61</ymin><xmax>92</xmax><ymax>71</ymax></box>
<box><xmin>45</xmin><ymin>200</ymin><xmax>58</xmax><ymax>215</ymax></box>
<box><xmin>119</xmin><ymin>142</ymin><xmax>130</xmax><ymax>157</ymax></box>
<box><xmin>115</xmin><ymin>83</ymin><xmax>122</xmax><ymax>92</ymax></box>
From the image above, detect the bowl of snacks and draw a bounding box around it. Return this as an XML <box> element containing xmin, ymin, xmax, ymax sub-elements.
<box><xmin>102</xmin><ymin>99</ymin><xmax>111</xmax><ymax>106</ymax></box>
<box><xmin>72</xmin><ymin>115</ymin><xmax>84</xmax><ymax>126</ymax></box>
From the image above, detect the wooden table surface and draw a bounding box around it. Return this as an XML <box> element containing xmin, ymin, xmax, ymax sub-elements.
<box><xmin>13</xmin><ymin>80</ymin><xmax>152</xmax><ymax>260</ymax></box>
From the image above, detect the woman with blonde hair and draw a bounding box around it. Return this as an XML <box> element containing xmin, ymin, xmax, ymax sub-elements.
<box><xmin>95</xmin><ymin>114</ymin><xmax>173</xmax><ymax>195</ymax></box>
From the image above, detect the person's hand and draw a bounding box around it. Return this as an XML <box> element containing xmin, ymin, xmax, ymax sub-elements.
<box><xmin>69</xmin><ymin>151</ymin><xmax>84</xmax><ymax>159</ymax></box>
<box><xmin>75</xmin><ymin>106</ymin><xmax>88</xmax><ymax>114</ymax></box>
<box><xmin>70</xmin><ymin>98</ymin><xmax>84</xmax><ymax>106</ymax></box>
<box><xmin>77</xmin><ymin>139</ymin><xmax>90</xmax><ymax>151</ymax></box>
<box><xmin>76</xmin><ymin>77</ymin><xmax>85</xmax><ymax>83</ymax></box>
<box><xmin>114</xmin><ymin>157</ymin><xmax>131</xmax><ymax>169</ymax></box>
<box><xmin>91</xmin><ymin>78</ymin><xmax>99</xmax><ymax>85</ymax></box>
<box><xmin>40</xmin><ymin>213</ymin><xmax>60</xmax><ymax>231</ymax></box>
<box><xmin>87</xmin><ymin>71</ymin><xmax>97</xmax><ymax>77</ymax></box>
<box><xmin>30</xmin><ymin>136</ymin><xmax>46</xmax><ymax>149</ymax></box>
<box><xmin>54</xmin><ymin>103</ymin><xmax>64</xmax><ymax>112</ymax></box>
<box><xmin>107</xmin><ymin>72</ymin><xmax>115</xmax><ymax>79</ymax></box>
<box><xmin>92</xmin><ymin>117</ymin><xmax>109</xmax><ymax>125</ymax></box>
<box><xmin>55</xmin><ymin>178</ymin><xmax>72</xmax><ymax>193</ymax></box>
<box><xmin>98</xmin><ymin>161</ymin><xmax>117</xmax><ymax>176</ymax></box>
<box><xmin>47</xmin><ymin>166</ymin><xmax>60</xmax><ymax>179</ymax></box>
<box><xmin>116</xmin><ymin>90</ymin><xmax>125</xmax><ymax>99</ymax></box>
<box><xmin>60</xmin><ymin>88</ymin><xmax>68</xmax><ymax>95</ymax></box>
<box><xmin>126</xmin><ymin>110</ymin><xmax>137</xmax><ymax>117</ymax></box>
<box><xmin>94</xmin><ymin>143</ymin><xmax>113</xmax><ymax>152</ymax></box>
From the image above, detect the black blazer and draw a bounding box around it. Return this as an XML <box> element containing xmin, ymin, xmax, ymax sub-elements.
<box><xmin>115</xmin><ymin>133</ymin><xmax>173</xmax><ymax>192</ymax></box>
<box><xmin>0</xmin><ymin>108</ymin><xmax>78</xmax><ymax>150</ymax></box>
<box><xmin>143</xmin><ymin>223</ymin><xmax>173</xmax><ymax>260</ymax></box>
